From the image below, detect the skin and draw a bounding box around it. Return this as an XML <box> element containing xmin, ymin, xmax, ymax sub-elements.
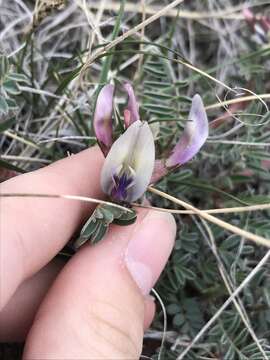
<box><xmin>0</xmin><ymin>146</ymin><xmax>176</xmax><ymax>359</ymax></box>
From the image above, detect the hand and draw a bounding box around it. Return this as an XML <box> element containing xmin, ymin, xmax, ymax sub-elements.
<box><xmin>0</xmin><ymin>146</ymin><xmax>176</xmax><ymax>359</ymax></box>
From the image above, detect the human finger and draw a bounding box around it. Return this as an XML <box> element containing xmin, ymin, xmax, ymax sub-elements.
<box><xmin>1</xmin><ymin>147</ymin><xmax>103</xmax><ymax>309</ymax></box>
<box><xmin>24</xmin><ymin>210</ymin><xmax>176</xmax><ymax>359</ymax></box>
<box><xmin>0</xmin><ymin>259</ymin><xmax>65</xmax><ymax>341</ymax></box>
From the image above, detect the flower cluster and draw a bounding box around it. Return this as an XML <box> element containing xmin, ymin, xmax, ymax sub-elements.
<box><xmin>94</xmin><ymin>83</ymin><xmax>209</xmax><ymax>203</ymax></box>
<box><xmin>243</xmin><ymin>8</ymin><xmax>270</xmax><ymax>44</ymax></box>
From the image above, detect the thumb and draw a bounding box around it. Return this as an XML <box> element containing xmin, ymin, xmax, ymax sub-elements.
<box><xmin>23</xmin><ymin>210</ymin><xmax>176</xmax><ymax>359</ymax></box>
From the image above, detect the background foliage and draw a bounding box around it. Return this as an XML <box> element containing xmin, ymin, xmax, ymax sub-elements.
<box><xmin>1</xmin><ymin>0</ymin><xmax>270</xmax><ymax>359</ymax></box>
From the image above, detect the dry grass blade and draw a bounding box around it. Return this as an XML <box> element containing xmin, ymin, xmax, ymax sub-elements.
<box><xmin>175</xmin><ymin>59</ymin><xmax>234</xmax><ymax>92</ymax></box>
<box><xmin>89</xmin><ymin>2</ymin><xmax>245</xmax><ymax>20</ymax></box>
<box><xmin>206</xmin><ymin>93</ymin><xmax>270</xmax><ymax>110</ymax></box>
<box><xmin>1</xmin><ymin>155</ymin><xmax>50</xmax><ymax>164</ymax></box>
<box><xmin>148</xmin><ymin>186</ymin><xmax>270</xmax><ymax>248</ymax></box>
<box><xmin>81</xmin><ymin>0</ymin><xmax>185</xmax><ymax>73</ymax></box>
<box><xmin>0</xmin><ymin>193</ymin><xmax>131</xmax><ymax>212</ymax></box>
<box><xmin>3</xmin><ymin>131</ymin><xmax>39</xmax><ymax>149</ymax></box>
<box><xmin>207</xmin><ymin>139</ymin><xmax>270</xmax><ymax>146</ymax></box>
<box><xmin>133</xmin><ymin>202</ymin><xmax>270</xmax><ymax>215</ymax></box>
<box><xmin>150</xmin><ymin>288</ymin><xmax>167</xmax><ymax>360</ymax></box>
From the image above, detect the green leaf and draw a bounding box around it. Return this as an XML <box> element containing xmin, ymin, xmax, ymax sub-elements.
<box><xmin>3</xmin><ymin>80</ymin><xmax>20</xmax><ymax>95</ymax></box>
<box><xmin>100</xmin><ymin>207</ymin><xmax>115</xmax><ymax>224</ymax></box>
<box><xmin>7</xmin><ymin>72</ymin><xmax>29</xmax><ymax>83</ymax></box>
<box><xmin>177</xmin><ymin>179</ymin><xmax>250</xmax><ymax>206</ymax></box>
<box><xmin>99</xmin><ymin>0</ymin><xmax>125</xmax><ymax>85</ymax></box>
<box><xmin>73</xmin><ymin>212</ymin><xmax>100</xmax><ymax>249</ymax></box>
<box><xmin>174</xmin><ymin>95</ymin><xmax>192</xmax><ymax>103</ymax></box>
<box><xmin>94</xmin><ymin>206</ymin><xmax>105</xmax><ymax>219</ymax></box>
<box><xmin>0</xmin><ymin>117</ymin><xmax>16</xmax><ymax>132</ymax></box>
<box><xmin>0</xmin><ymin>55</ymin><xmax>9</xmax><ymax>79</ymax></box>
<box><xmin>5</xmin><ymin>98</ymin><xmax>17</xmax><ymax>110</ymax></box>
<box><xmin>81</xmin><ymin>216</ymin><xmax>99</xmax><ymax>238</ymax></box>
<box><xmin>74</xmin><ymin>204</ymin><xmax>135</xmax><ymax>248</ymax></box>
<box><xmin>144</xmin><ymin>91</ymin><xmax>173</xmax><ymax>100</ymax></box>
<box><xmin>144</xmin><ymin>64</ymin><xmax>167</xmax><ymax>77</ymax></box>
<box><xmin>173</xmin><ymin>313</ymin><xmax>185</xmax><ymax>327</ymax></box>
<box><xmin>172</xmin><ymin>266</ymin><xmax>186</xmax><ymax>286</ymax></box>
<box><xmin>181</xmin><ymin>267</ymin><xmax>196</xmax><ymax>281</ymax></box>
<box><xmin>0</xmin><ymin>95</ymin><xmax>9</xmax><ymax>115</ymax></box>
<box><xmin>248</xmin><ymin>151</ymin><xmax>270</xmax><ymax>161</ymax></box>
<box><xmin>167</xmin><ymin>303</ymin><xmax>180</xmax><ymax>315</ymax></box>
<box><xmin>91</xmin><ymin>222</ymin><xmax>108</xmax><ymax>244</ymax></box>
<box><xmin>103</xmin><ymin>204</ymin><xmax>125</xmax><ymax>219</ymax></box>
<box><xmin>113</xmin><ymin>208</ymin><xmax>137</xmax><ymax>225</ymax></box>
<box><xmin>142</xmin><ymin>103</ymin><xmax>174</xmax><ymax>115</ymax></box>
<box><xmin>144</xmin><ymin>81</ymin><xmax>171</xmax><ymax>89</ymax></box>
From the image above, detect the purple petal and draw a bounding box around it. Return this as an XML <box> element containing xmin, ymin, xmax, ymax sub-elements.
<box><xmin>261</xmin><ymin>16</ymin><xmax>270</xmax><ymax>33</ymax></box>
<box><xmin>243</xmin><ymin>8</ymin><xmax>254</xmax><ymax>25</ymax></box>
<box><xmin>93</xmin><ymin>84</ymin><xmax>114</xmax><ymax>155</ymax></box>
<box><xmin>101</xmin><ymin>120</ymin><xmax>155</xmax><ymax>202</ymax></box>
<box><xmin>166</xmin><ymin>94</ymin><xmax>208</xmax><ymax>168</ymax></box>
<box><xmin>123</xmin><ymin>83</ymin><xmax>140</xmax><ymax>128</ymax></box>
<box><xmin>110</xmin><ymin>172</ymin><xmax>134</xmax><ymax>202</ymax></box>
<box><xmin>150</xmin><ymin>160</ymin><xmax>168</xmax><ymax>184</ymax></box>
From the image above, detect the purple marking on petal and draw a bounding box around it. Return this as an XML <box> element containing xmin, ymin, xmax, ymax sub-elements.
<box><xmin>93</xmin><ymin>84</ymin><xmax>114</xmax><ymax>155</ymax></box>
<box><xmin>166</xmin><ymin>94</ymin><xmax>209</xmax><ymax>168</ymax></box>
<box><xmin>123</xmin><ymin>83</ymin><xmax>140</xmax><ymax>127</ymax></box>
<box><xmin>111</xmin><ymin>172</ymin><xmax>134</xmax><ymax>201</ymax></box>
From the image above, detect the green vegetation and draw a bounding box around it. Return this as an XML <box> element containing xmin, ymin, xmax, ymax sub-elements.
<box><xmin>1</xmin><ymin>1</ymin><xmax>270</xmax><ymax>358</ymax></box>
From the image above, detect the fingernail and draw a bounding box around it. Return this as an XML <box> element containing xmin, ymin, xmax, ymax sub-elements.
<box><xmin>125</xmin><ymin>211</ymin><xmax>176</xmax><ymax>295</ymax></box>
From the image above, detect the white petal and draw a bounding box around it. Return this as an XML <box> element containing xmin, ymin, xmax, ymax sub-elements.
<box><xmin>101</xmin><ymin>120</ymin><xmax>155</xmax><ymax>202</ymax></box>
<box><xmin>129</xmin><ymin>122</ymin><xmax>155</xmax><ymax>201</ymax></box>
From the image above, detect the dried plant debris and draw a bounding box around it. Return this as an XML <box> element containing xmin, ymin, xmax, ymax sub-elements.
<box><xmin>1</xmin><ymin>0</ymin><xmax>270</xmax><ymax>359</ymax></box>
<box><xmin>32</xmin><ymin>0</ymin><xmax>66</xmax><ymax>29</ymax></box>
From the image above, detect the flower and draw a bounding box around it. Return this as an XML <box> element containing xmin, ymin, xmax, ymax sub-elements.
<box><xmin>93</xmin><ymin>83</ymin><xmax>209</xmax><ymax>203</ymax></box>
<box><xmin>151</xmin><ymin>94</ymin><xmax>208</xmax><ymax>183</ymax></box>
<box><xmin>101</xmin><ymin>120</ymin><xmax>155</xmax><ymax>202</ymax></box>
<box><xmin>243</xmin><ymin>8</ymin><xmax>270</xmax><ymax>44</ymax></box>
<box><xmin>166</xmin><ymin>94</ymin><xmax>209</xmax><ymax>167</ymax></box>
<box><xmin>93</xmin><ymin>84</ymin><xmax>114</xmax><ymax>156</ymax></box>
<box><xmin>93</xmin><ymin>83</ymin><xmax>139</xmax><ymax>158</ymax></box>
<box><xmin>123</xmin><ymin>82</ymin><xmax>140</xmax><ymax>128</ymax></box>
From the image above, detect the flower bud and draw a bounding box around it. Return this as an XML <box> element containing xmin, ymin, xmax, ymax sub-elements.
<box><xmin>93</xmin><ymin>84</ymin><xmax>114</xmax><ymax>155</ymax></box>
<box><xmin>123</xmin><ymin>83</ymin><xmax>140</xmax><ymax>128</ymax></box>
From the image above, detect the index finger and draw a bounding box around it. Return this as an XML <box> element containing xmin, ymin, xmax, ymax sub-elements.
<box><xmin>0</xmin><ymin>147</ymin><xmax>104</xmax><ymax>309</ymax></box>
